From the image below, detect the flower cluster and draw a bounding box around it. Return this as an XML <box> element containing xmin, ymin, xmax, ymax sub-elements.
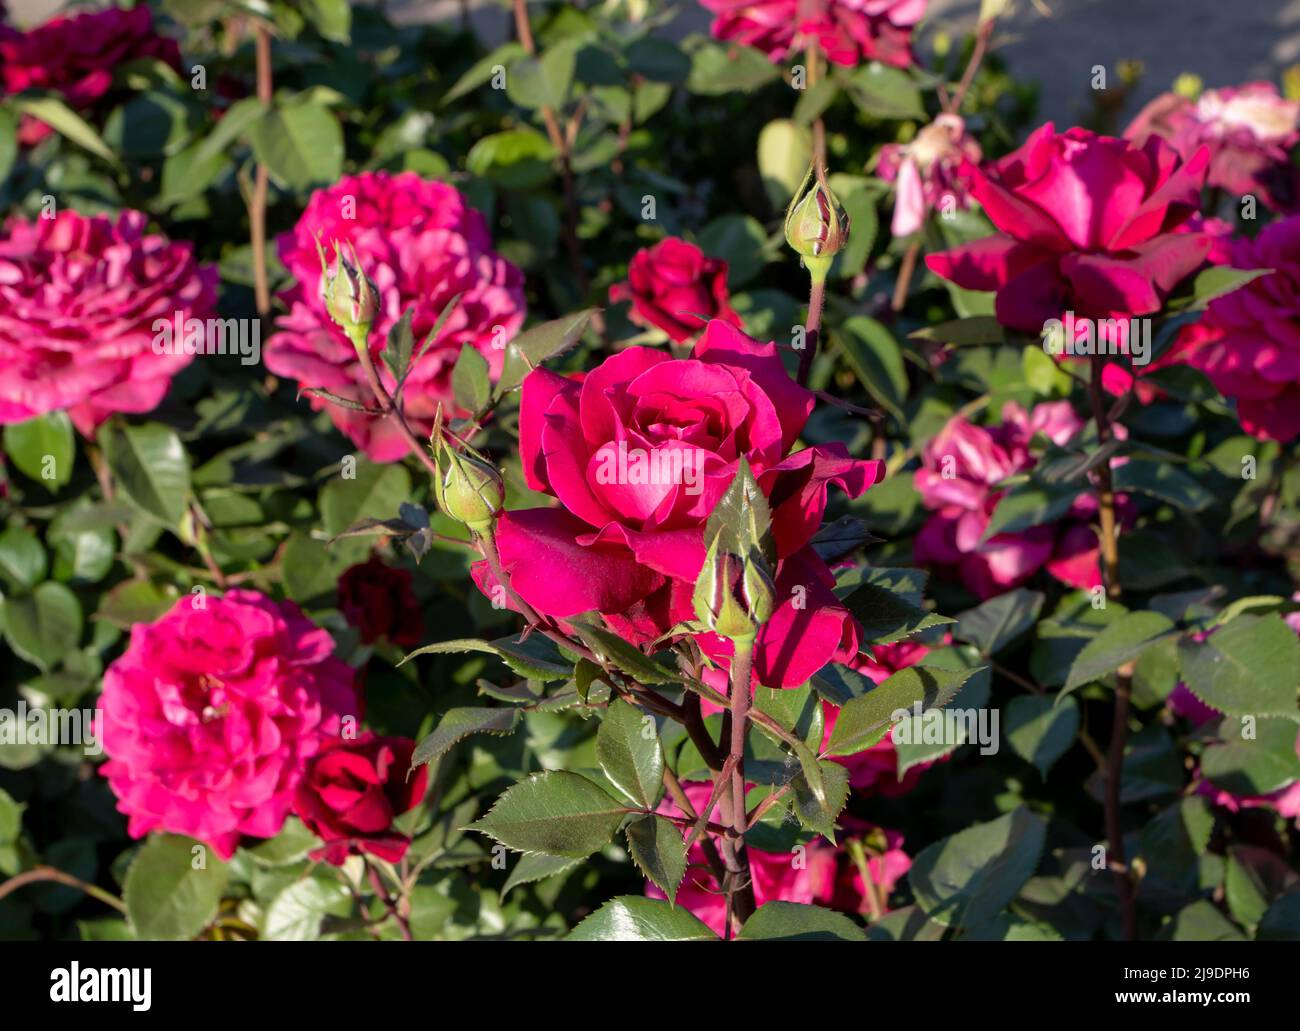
<box><xmin>265</xmin><ymin>171</ymin><xmax>526</xmax><ymax>461</ymax></box>
<box><xmin>0</xmin><ymin>209</ymin><xmax>217</xmax><ymax>434</ymax></box>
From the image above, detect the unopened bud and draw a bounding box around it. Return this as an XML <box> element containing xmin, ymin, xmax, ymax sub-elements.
<box><xmin>784</xmin><ymin>163</ymin><xmax>849</xmax><ymax>277</ymax></box>
<box><xmin>433</xmin><ymin>435</ymin><xmax>504</xmax><ymax>533</ymax></box>
<box><xmin>318</xmin><ymin>238</ymin><xmax>379</xmax><ymax>347</ymax></box>
<box><xmin>692</xmin><ymin>539</ymin><xmax>775</xmax><ymax>642</ymax></box>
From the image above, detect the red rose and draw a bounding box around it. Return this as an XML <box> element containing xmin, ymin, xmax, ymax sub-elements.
<box><xmin>337</xmin><ymin>558</ymin><xmax>424</xmax><ymax>649</ymax></box>
<box><xmin>294</xmin><ymin>733</ymin><xmax>428</xmax><ymax>866</ymax></box>
<box><xmin>609</xmin><ymin>237</ymin><xmax>743</xmax><ymax>343</ymax></box>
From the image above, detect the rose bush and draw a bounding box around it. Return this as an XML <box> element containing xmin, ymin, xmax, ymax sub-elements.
<box><xmin>0</xmin><ymin>0</ymin><xmax>1298</xmax><ymax>952</ymax></box>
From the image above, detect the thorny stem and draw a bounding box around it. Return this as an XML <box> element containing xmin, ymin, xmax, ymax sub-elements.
<box><xmin>717</xmin><ymin>638</ymin><xmax>757</xmax><ymax>935</ymax></box>
<box><xmin>350</xmin><ymin>328</ymin><xmax>444</xmax><ymax>484</ymax></box>
<box><xmin>250</xmin><ymin>23</ymin><xmax>273</xmax><ymax>316</ymax></box>
<box><xmin>366</xmin><ymin>861</ymin><xmax>413</xmax><ymax>941</ymax></box>
<box><xmin>0</xmin><ymin>866</ymin><xmax>127</xmax><ymax>914</ymax></box>
<box><xmin>1089</xmin><ymin>355</ymin><xmax>1138</xmax><ymax>942</ymax></box>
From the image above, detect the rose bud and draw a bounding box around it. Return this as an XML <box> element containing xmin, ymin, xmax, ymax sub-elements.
<box><xmin>317</xmin><ymin>238</ymin><xmax>380</xmax><ymax>347</ymax></box>
<box><xmin>692</xmin><ymin>539</ymin><xmax>775</xmax><ymax>642</ymax></box>
<box><xmin>433</xmin><ymin>433</ymin><xmax>505</xmax><ymax>533</ymax></box>
<box><xmin>784</xmin><ymin>164</ymin><xmax>850</xmax><ymax>276</ymax></box>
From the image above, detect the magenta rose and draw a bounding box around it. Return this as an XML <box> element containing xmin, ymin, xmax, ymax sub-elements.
<box><xmin>293</xmin><ymin>732</ymin><xmax>429</xmax><ymax>866</ymax></box>
<box><xmin>1126</xmin><ymin>82</ymin><xmax>1300</xmax><ymax>211</ymax></box>
<box><xmin>926</xmin><ymin>123</ymin><xmax>1211</xmax><ymax>331</ymax></box>
<box><xmin>1161</xmin><ymin>214</ymin><xmax>1300</xmax><ymax>441</ymax></box>
<box><xmin>99</xmin><ymin>590</ymin><xmax>360</xmax><ymax>858</ymax></box>
<box><xmin>0</xmin><ymin>6</ymin><xmax>181</xmax><ymax>144</ymax></box>
<box><xmin>472</xmin><ymin>319</ymin><xmax>884</xmax><ymax>688</ymax></box>
<box><xmin>700</xmin><ymin>0</ymin><xmax>925</xmax><ymax>69</ymax></box>
<box><xmin>265</xmin><ymin>171</ymin><xmax>525</xmax><ymax>461</ymax></box>
<box><xmin>913</xmin><ymin>401</ymin><xmax>1121</xmax><ymax>599</ymax></box>
<box><xmin>0</xmin><ymin>209</ymin><xmax>217</xmax><ymax>434</ymax></box>
<box><xmin>609</xmin><ymin>237</ymin><xmax>742</xmax><ymax>343</ymax></box>
<box><xmin>337</xmin><ymin>558</ymin><xmax>424</xmax><ymax>649</ymax></box>
<box><xmin>645</xmin><ymin>783</ymin><xmax>909</xmax><ymax>934</ymax></box>
<box><xmin>877</xmin><ymin>113</ymin><xmax>982</xmax><ymax>237</ymax></box>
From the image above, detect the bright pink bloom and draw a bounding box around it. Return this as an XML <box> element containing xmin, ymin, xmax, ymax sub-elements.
<box><xmin>913</xmin><ymin>401</ymin><xmax>1118</xmax><ymax>598</ymax></box>
<box><xmin>609</xmin><ymin>237</ymin><xmax>742</xmax><ymax>342</ymax></box>
<box><xmin>645</xmin><ymin>783</ymin><xmax>909</xmax><ymax>934</ymax></box>
<box><xmin>877</xmin><ymin>114</ymin><xmax>982</xmax><ymax>237</ymax></box>
<box><xmin>0</xmin><ymin>6</ymin><xmax>180</xmax><ymax>144</ymax></box>
<box><xmin>699</xmin><ymin>0</ymin><xmax>925</xmax><ymax>69</ymax></box>
<box><xmin>99</xmin><ymin>590</ymin><xmax>360</xmax><ymax>858</ymax></box>
<box><xmin>293</xmin><ymin>733</ymin><xmax>428</xmax><ymax>866</ymax></box>
<box><xmin>1162</xmin><ymin>215</ymin><xmax>1300</xmax><ymax>441</ymax></box>
<box><xmin>1126</xmin><ymin>83</ymin><xmax>1300</xmax><ymax>211</ymax></box>
<box><xmin>926</xmin><ymin>123</ymin><xmax>1210</xmax><ymax>332</ymax></box>
<box><xmin>0</xmin><ymin>209</ymin><xmax>216</xmax><ymax>434</ymax></box>
<box><xmin>472</xmin><ymin>320</ymin><xmax>884</xmax><ymax>688</ymax></box>
<box><xmin>265</xmin><ymin>171</ymin><xmax>525</xmax><ymax>461</ymax></box>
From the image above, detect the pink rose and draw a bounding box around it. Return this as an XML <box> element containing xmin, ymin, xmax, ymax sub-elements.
<box><xmin>700</xmin><ymin>0</ymin><xmax>926</xmax><ymax>69</ymax></box>
<box><xmin>0</xmin><ymin>209</ymin><xmax>217</xmax><ymax>434</ymax></box>
<box><xmin>264</xmin><ymin>171</ymin><xmax>525</xmax><ymax>461</ymax></box>
<box><xmin>877</xmin><ymin>114</ymin><xmax>982</xmax><ymax>237</ymax></box>
<box><xmin>0</xmin><ymin>7</ymin><xmax>181</xmax><ymax>144</ymax></box>
<box><xmin>1161</xmin><ymin>214</ymin><xmax>1300</xmax><ymax>441</ymax></box>
<box><xmin>473</xmin><ymin>320</ymin><xmax>884</xmax><ymax>688</ymax></box>
<box><xmin>609</xmin><ymin>237</ymin><xmax>742</xmax><ymax>342</ymax></box>
<box><xmin>99</xmin><ymin>590</ymin><xmax>360</xmax><ymax>858</ymax></box>
<box><xmin>1126</xmin><ymin>83</ymin><xmax>1300</xmax><ymax>211</ymax></box>
<box><xmin>293</xmin><ymin>732</ymin><xmax>428</xmax><ymax>866</ymax></box>
<box><xmin>913</xmin><ymin>401</ymin><xmax>1118</xmax><ymax>599</ymax></box>
<box><xmin>926</xmin><ymin>123</ymin><xmax>1211</xmax><ymax>332</ymax></box>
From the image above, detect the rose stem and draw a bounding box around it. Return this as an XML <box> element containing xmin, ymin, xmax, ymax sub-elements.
<box><xmin>511</xmin><ymin>0</ymin><xmax>588</xmax><ymax>298</ymax></box>
<box><xmin>366</xmin><ymin>861</ymin><xmax>413</xmax><ymax>941</ymax></box>
<box><xmin>0</xmin><ymin>866</ymin><xmax>126</xmax><ymax>914</ymax></box>
<box><xmin>796</xmin><ymin>273</ymin><xmax>826</xmax><ymax>387</ymax></box>
<box><xmin>1089</xmin><ymin>355</ymin><xmax>1138</xmax><ymax>942</ymax></box>
<box><xmin>250</xmin><ymin>22</ymin><xmax>273</xmax><ymax>316</ymax></box>
<box><xmin>718</xmin><ymin>638</ymin><xmax>757</xmax><ymax>935</ymax></box>
<box><xmin>947</xmin><ymin>15</ymin><xmax>995</xmax><ymax>115</ymax></box>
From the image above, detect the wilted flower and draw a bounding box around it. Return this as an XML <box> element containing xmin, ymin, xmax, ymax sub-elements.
<box><xmin>1126</xmin><ymin>82</ymin><xmax>1300</xmax><ymax>210</ymax></box>
<box><xmin>877</xmin><ymin>113</ymin><xmax>983</xmax><ymax>237</ymax></box>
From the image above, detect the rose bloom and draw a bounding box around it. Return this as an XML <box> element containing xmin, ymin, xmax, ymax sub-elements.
<box><xmin>913</xmin><ymin>401</ymin><xmax>1120</xmax><ymax>599</ymax></box>
<box><xmin>1126</xmin><ymin>82</ymin><xmax>1300</xmax><ymax>211</ymax></box>
<box><xmin>293</xmin><ymin>733</ymin><xmax>428</xmax><ymax>865</ymax></box>
<box><xmin>265</xmin><ymin>171</ymin><xmax>525</xmax><ymax>461</ymax></box>
<box><xmin>337</xmin><ymin>558</ymin><xmax>423</xmax><ymax>649</ymax></box>
<box><xmin>609</xmin><ymin>237</ymin><xmax>742</xmax><ymax>343</ymax></box>
<box><xmin>99</xmin><ymin>590</ymin><xmax>360</xmax><ymax>858</ymax></box>
<box><xmin>0</xmin><ymin>209</ymin><xmax>217</xmax><ymax>434</ymax></box>
<box><xmin>700</xmin><ymin>0</ymin><xmax>926</xmax><ymax>69</ymax></box>
<box><xmin>926</xmin><ymin>123</ymin><xmax>1210</xmax><ymax>333</ymax></box>
<box><xmin>877</xmin><ymin>114</ymin><xmax>982</xmax><ymax>237</ymax></box>
<box><xmin>472</xmin><ymin>319</ymin><xmax>884</xmax><ymax>688</ymax></box>
<box><xmin>0</xmin><ymin>6</ymin><xmax>181</xmax><ymax>144</ymax></box>
<box><xmin>1160</xmin><ymin>215</ymin><xmax>1300</xmax><ymax>441</ymax></box>
<box><xmin>823</xmin><ymin>636</ymin><xmax>949</xmax><ymax>794</ymax></box>
<box><xmin>646</xmin><ymin>783</ymin><xmax>910</xmax><ymax>935</ymax></box>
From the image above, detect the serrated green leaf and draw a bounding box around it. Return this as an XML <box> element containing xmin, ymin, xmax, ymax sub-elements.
<box><xmin>625</xmin><ymin>815</ymin><xmax>686</xmax><ymax>904</ymax></box>
<box><xmin>596</xmin><ymin>699</ymin><xmax>663</xmax><ymax>808</ymax></box>
<box><xmin>468</xmin><ymin>771</ymin><xmax>626</xmax><ymax>858</ymax></box>
<box><xmin>566</xmin><ymin>897</ymin><xmax>717</xmax><ymax>940</ymax></box>
<box><xmin>124</xmin><ymin>834</ymin><xmax>229</xmax><ymax>941</ymax></box>
<box><xmin>412</xmin><ymin>707</ymin><xmax>523</xmax><ymax>768</ymax></box>
<box><xmin>737</xmin><ymin>901</ymin><xmax>867</xmax><ymax>941</ymax></box>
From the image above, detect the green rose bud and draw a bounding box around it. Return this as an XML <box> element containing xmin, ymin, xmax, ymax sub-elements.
<box><xmin>692</xmin><ymin>538</ymin><xmax>775</xmax><ymax>643</ymax></box>
<box><xmin>784</xmin><ymin>162</ymin><xmax>850</xmax><ymax>278</ymax></box>
<box><xmin>317</xmin><ymin>238</ymin><xmax>380</xmax><ymax>349</ymax></box>
<box><xmin>432</xmin><ymin>434</ymin><xmax>505</xmax><ymax>533</ymax></box>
